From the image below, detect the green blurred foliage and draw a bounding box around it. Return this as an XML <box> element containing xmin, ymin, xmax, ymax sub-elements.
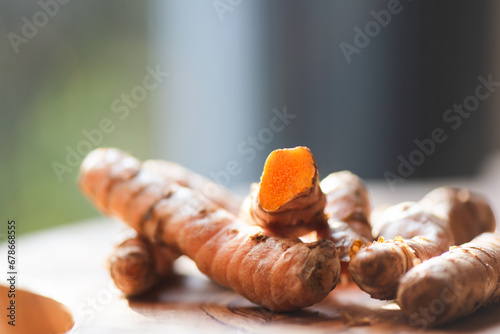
<box><xmin>0</xmin><ymin>1</ymin><xmax>153</xmax><ymax>234</ymax></box>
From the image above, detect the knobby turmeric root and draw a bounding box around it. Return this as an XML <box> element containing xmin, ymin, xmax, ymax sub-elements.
<box><xmin>240</xmin><ymin>146</ymin><xmax>327</xmax><ymax>238</ymax></box>
<box><xmin>79</xmin><ymin>148</ymin><xmax>241</xmax><ymax>217</ymax></box>
<box><xmin>109</xmin><ymin>229</ymin><xmax>179</xmax><ymax>296</ymax></box>
<box><xmin>349</xmin><ymin>202</ymin><xmax>451</xmax><ymax>299</ymax></box>
<box><xmin>318</xmin><ymin>171</ymin><xmax>373</xmax><ymax>268</ymax></box>
<box><xmin>397</xmin><ymin>232</ymin><xmax>500</xmax><ymax>327</ymax></box>
<box><xmin>419</xmin><ymin>187</ymin><xmax>496</xmax><ymax>245</ymax></box>
<box><xmin>80</xmin><ymin>148</ymin><xmax>341</xmax><ymax>311</ymax></box>
<box><xmin>349</xmin><ymin>187</ymin><xmax>496</xmax><ymax>300</ymax></box>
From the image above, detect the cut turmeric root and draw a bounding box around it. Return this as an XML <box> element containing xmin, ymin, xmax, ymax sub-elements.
<box><xmin>397</xmin><ymin>232</ymin><xmax>500</xmax><ymax>327</ymax></box>
<box><xmin>259</xmin><ymin>146</ymin><xmax>318</xmax><ymax>211</ymax></box>
<box><xmin>349</xmin><ymin>187</ymin><xmax>496</xmax><ymax>300</ymax></box>
<box><xmin>109</xmin><ymin>229</ymin><xmax>178</xmax><ymax>296</ymax></box>
<box><xmin>80</xmin><ymin>148</ymin><xmax>340</xmax><ymax>311</ymax></box>
<box><xmin>240</xmin><ymin>146</ymin><xmax>327</xmax><ymax>238</ymax></box>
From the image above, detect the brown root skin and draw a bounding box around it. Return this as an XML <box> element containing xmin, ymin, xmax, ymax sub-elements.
<box><xmin>349</xmin><ymin>235</ymin><xmax>450</xmax><ymax>300</ymax></box>
<box><xmin>79</xmin><ymin>148</ymin><xmax>140</xmax><ymax>215</ymax></box>
<box><xmin>371</xmin><ymin>202</ymin><xmax>451</xmax><ymax>242</ymax></box>
<box><xmin>350</xmin><ymin>187</ymin><xmax>496</xmax><ymax>301</ymax></box>
<box><xmin>318</xmin><ymin>171</ymin><xmax>373</xmax><ymax>263</ymax></box>
<box><xmin>109</xmin><ymin>230</ymin><xmax>178</xmax><ymax>296</ymax></box>
<box><xmin>349</xmin><ymin>238</ymin><xmax>410</xmax><ymax>299</ymax></box>
<box><xmin>142</xmin><ymin>160</ymin><xmax>242</xmax><ymax>216</ymax></box>
<box><xmin>150</xmin><ymin>185</ymin><xmax>340</xmax><ymax>311</ymax></box>
<box><xmin>80</xmin><ymin>148</ymin><xmax>341</xmax><ymax>311</ymax></box>
<box><xmin>320</xmin><ymin>219</ymin><xmax>372</xmax><ymax>263</ymax></box>
<box><xmin>419</xmin><ymin>187</ymin><xmax>496</xmax><ymax>245</ymax></box>
<box><xmin>349</xmin><ymin>202</ymin><xmax>453</xmax><ymax>300</ymax></box>
<box><xmin>321</xmin><ymin>171</ymin><xmax>371</xmax><ymax>226</ymax></box>
<box><xmin>242</xmin><ymin>181</ymin><xmax>327</xmax><ymax>238</ymax></box>
<box><xmin>79</xmin><ymin>148</ymin><xmax>242</xmax><ymax>218</ymax></box>
<box><xmin>242</xmin><ymin>147</ymin><xmax>327</xmax><ymax>238</ymax></box>
<box><xmin>397</xmin><ymin>233</ymin><xmax>500</xmax><ymax>327</ymax></box>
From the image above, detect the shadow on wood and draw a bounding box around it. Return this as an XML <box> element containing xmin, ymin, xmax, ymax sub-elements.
<box><xmin>127</xmin><ymin>273</ymin><xmax>500</xmax><ymax>334</ymax></box>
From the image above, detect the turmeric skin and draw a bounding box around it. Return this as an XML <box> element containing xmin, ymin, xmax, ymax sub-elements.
<box><xmin>419</xmin><ymin>187</ymin><xmax>496</xmax><ymax>245</ymax></box>
<box><xmin>109</xmin><ymin>229</ymin><xmax>178</xmax><ymax>296</ymax></box>
<box><xmin>79</xmin><ymin>148</ymin><xmax>241</xmax><ymax>218</ymax></box>
<box><xmin>398</xmin><ymin>233</ymin><xmax>500</xmax><ymax>327</ymax></box>
<box><xmin>80</xmin><ymin>148</ymin><xmax>340</xmax><ymax>311</ymax></box>
<box><xmin>318</xmin><ymin>171</ymin><xmax>373</xmax><ymax>268</ymax></box>
<box><xmin>349</xmin><ymin>187</ymin><xmax>496</xmax><ymax>300</ymax></box>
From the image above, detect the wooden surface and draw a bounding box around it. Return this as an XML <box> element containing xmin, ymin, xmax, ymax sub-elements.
<box><xmin>5</xmin><ymin>154</ymin><xmax>500</xmax><ymax>334</ymax></box>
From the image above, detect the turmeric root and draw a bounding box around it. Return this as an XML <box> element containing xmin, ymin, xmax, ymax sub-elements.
<box><xmin>80</xmin><ymin>148</ymin><xmax>340</xmax><ymax>311</ymax></box>
<box><xmin>397</xmin><ymin>232</ymin><xmax>500</xmax><ymax>327</ymax></box>
<box><xmin>318</xmin><ymin>171</ymin><xmax>373</xmax><ymax>266</ymax></box>
<box><xmin>349</xmin><ymin>202</ymin><xmax>450</xmax><ymax>299</ymax></box>
<box><xmin>240</xmin><ymin>146</ymin><xmax>327</xmax><ymax>238</ymax></box>
<box><xmin>79</xmin><ymin>148</ymin><xmax>241</xmax><ymax>217</ymax></box>
<box><xmin>419</xmin><ymin>187</ymin><xmax>496</xmax><ymax>245</ymax></box>
<box><xmin>350</xmin><ymin>187</ymin><xmax>496</xmax><ymax>300</ymax></box>
<box><xmin>109</xmin><ymin>229</ymin><xmax>178</xmax><ymax>296</ymax></box>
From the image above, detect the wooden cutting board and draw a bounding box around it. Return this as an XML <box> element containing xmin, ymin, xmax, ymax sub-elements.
<box><xmin>6</xmin><ymin>217</ymin><xmax>500</xmax><ymax>334</ymax></box>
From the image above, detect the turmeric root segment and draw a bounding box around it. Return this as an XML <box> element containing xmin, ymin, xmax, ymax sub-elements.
<box><xmin>419</xmin><ymin>187</ymin><xmax>496</xmax><ymax>245</ymax></box>
<box><xmin>349</xmin><ymin>235</ymin><xmax>450</xmax><ymax>300</ymax></box>
<box><xmin>246</xmin><ymin>147</ymin><xmax>327</xmax><ymax>238</ymax></box>
<box><xmin>349</xmin><ymin>203</ymin><xmax>452</xmax><ymax>300</ymax></box>
<box><xmin>319</xmin><ymin>171</ymin><xmax>373</xmax><ymax>263</ymax></box>
<box><xmin>397</xmin><ymin>233</ymin><xmax>500</xmax><ymax>327</ymax></box>
<box><xmin>148</xmin><ymin>185</ymin><xmax>340</xmax><ymax>311</ymax></box>
<box><xmin>79</xmin><ymin>148</ymin><xmax>242</xmax><ymax>218</ymax></box>
<box><xmin>109</xmin><ymin>230</ymin><xmax>178</xmax><ymax>296</ymax></box>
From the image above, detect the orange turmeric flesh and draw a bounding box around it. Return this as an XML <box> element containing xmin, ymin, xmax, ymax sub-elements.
<box><xmin>259</xmin><ymin>147</ymin><xmax>316</xmax><ymax>211</ymax></box>
<box><xmin>241</xmin><ymin>146</ymin><xmax>327</xmax><ymax>238</ymax></box>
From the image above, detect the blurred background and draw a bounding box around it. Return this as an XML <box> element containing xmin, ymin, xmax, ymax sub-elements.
<box><xmin>1</xmin><ymin>0</ymin><xmax>499</xmax><ymax>234</ymax></box>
